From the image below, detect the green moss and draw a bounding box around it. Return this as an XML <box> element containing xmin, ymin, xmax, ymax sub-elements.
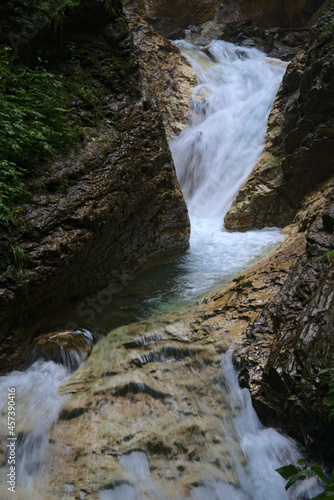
<box><xmin>32</xmin><ymin>0</ymin><xmax>80</xmax><ymax>15</ymax></box>
<box><xmin>319</xmin><ymin>18</ymin><xmax>334</xmax><ymax>41</ymax></box>
<box><xmin>232</xmin><ymin>276</ymin><xmax>253</xmax><ymax>295</ymax></box>
<box><xmin>309</xmin><ymin>13</ymin><xmax>334</xmax><ymax>58</ymax></box>
<box><xmin>0</xmin><ymin>46</ymin><xmax>82</xmax><ymax>231</ymax></box>
<box><xmin>56</xmin><ymin>178</ymin><xmax>75</xmax><ymax>194</ymax></box>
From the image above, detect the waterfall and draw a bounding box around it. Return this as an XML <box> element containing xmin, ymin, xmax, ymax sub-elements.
<box><xmin>98</xmin><ymin>352</ymin><xmax>320</xmax><ymax>500</ymax></box>
<box><xmin>0</xmin><ymin>360</ymin><xmax>71</xmax><ymax>499</ymax></box>
<box><xmin>0</xmin><ymin>39</ymin><xmax>322</xmax><ymax>500</ymax></box>
<box><xmin>171</xmin><ymin>40</ymin><xmax>285</xmax><ymax>218</ymax></box>
<box><xmin>155</xmin><ymin>39</ymin><xmax>287</xmax><ymax>312</ymax></box>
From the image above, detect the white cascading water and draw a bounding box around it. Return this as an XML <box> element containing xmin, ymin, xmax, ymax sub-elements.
<box><xmin>0</xmin><ymin>40</ymin><xmax>322</xmax><ymax>499</ymax></box>
<box><xmin>169</xmin><ymin>40</ymin><xmax>288</xmax><ymax>302</ymax></box>
<box><xmin>0</xmin><ymin>360</ymin><xmax>70</xmax><ymax>499</ymax></box>
<box><xmin>97</xmin><ymin>40</ymin><xmax>321</xmax><ymax>500</ymax></box>
<box><xmin>100</xmin><ymin>352</ymin><xmax>320</xmax><ymax>500</ymax></box>
<box><xmin>172</xmin><ymin>40</ymin><xmax>284</xmax><ymax>218</ymax></box>
<box><xmin>189</xmin><ymin>350</ymin><xmax>320</xmax><ymax>500</ymax></box>
<box><xmin>134</xmin><ymin>39</ymin><xmax>288</xmax><ymax>314</ymax></box>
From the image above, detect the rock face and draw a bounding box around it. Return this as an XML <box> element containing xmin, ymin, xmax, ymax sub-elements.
<box><xmin>235</xmin><ymin>176</ymin><xmax>334</xmax><ymax>461</ymax></box>
<box><xmin>278</xmin><ymin>6</ymin><xmax>334</xmax><ymax>207</ymax></box>
<box><xmin>225</xmin><ymin>7</ymin><xmax>334</xmax><ymax>230</ymax></box>
<box><xmin>124</xmin><ymin>0</ymin><xmax>327</xmax><ymax>36</ymax></box>
<box><xmin>224</xmin><ymin>83</ymin><xmax>297</xmax><ymax>231</ymax></box>
<box><xmin>0</xmin><ymin>0</ymin><xmax>190</xmax><ymax>373</ymax></box>
<box><xmin>182</xmin><ymin>21</ymin><xmax>309</xmax><ymax>61</ymax></box>
<box><xmin>126</xmin><ymin>14</ymin><xmax>197</xmax><ymax>141</ymax></box>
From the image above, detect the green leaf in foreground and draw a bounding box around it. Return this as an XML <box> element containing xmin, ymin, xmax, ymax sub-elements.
<box><xmin>276</xmin><ymin>462</ymin><xmax>334</xmax><ymax>499</ymax></box>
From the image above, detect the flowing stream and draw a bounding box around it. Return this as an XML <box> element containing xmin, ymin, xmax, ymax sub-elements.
<box><xmin>0</xmin><ymin>40</ymin><xmax>321</xmax><ymax>499</ymax></box>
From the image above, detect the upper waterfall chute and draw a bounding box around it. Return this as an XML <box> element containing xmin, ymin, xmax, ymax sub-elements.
<box><xmin>171</xmin><ymin>40</ymin><xmax>287</xmax><ymax>220</ymax></box>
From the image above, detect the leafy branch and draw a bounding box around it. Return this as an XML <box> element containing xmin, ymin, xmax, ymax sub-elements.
<box><xmin>314</xmin><ymin>250</ymin><xmax>334</xmax><ymax>262</ymax></box>
<box><xmin>6</xmin><ymin>244</ymin><xmax>31</xmax><ymax>285</ymax></box>
<box><xmin>276</xmin><ymin>459</ymin><xmax>334</xmax><ymax>499</ymax></box>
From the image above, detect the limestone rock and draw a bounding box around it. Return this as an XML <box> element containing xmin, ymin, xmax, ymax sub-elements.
<box><xmin>30</xmin><ymin>330</ymin><xmax>94</xmax><ymax>368</ymax></box>
<box><xmin>126</xmin><ymin>14</ymin><xmax>197</xmax><ymax>141</ymax></box>
<box><xmin>0</xmin><ymin>0</ymin><xmax>190</xmax><ymax>371</ymax></box>
<box><xmin>224</xmin><ymin>89</ymin><xmax>296</xmax><ymax>231</ymax></box>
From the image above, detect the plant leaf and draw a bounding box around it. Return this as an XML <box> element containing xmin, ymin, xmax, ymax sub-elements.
<box><xmin>311</xmin><ymin>466</ymin><xmax>326</xmax><ymax>484</ymax></box>
<box><xmin>285</xmin><ymin>470</ymin><xmax>313</xmax><ymax>491</ymax></box>
<box><xmin>276</xmin><ymin>464</ymin><xmax>301</xmax><ymax>481</ymax></box>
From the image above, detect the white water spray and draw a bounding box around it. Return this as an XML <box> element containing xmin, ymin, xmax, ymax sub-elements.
<box><xmin>193</xmin><ymin>350</ymin><xmax>320</xmax><ymax>500</ymax></box>
<box><xmin>98</xmin><ymin>352</ymin><xmax>321</xmax><ymax>500</ymax></box>
<box><xmin>172</xmin><ymin>40</ymin><xmax>286</xmax><ymax>218</ymax></box>
<box><xmin>0</xmin><ymin>360</ymin><xmax>70</xmax><ymax>499</ymax></box>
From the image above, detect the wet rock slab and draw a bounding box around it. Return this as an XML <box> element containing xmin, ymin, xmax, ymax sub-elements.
<box><xmin>46</xmin><ymin>228</ymin><xmax>304</xmax><ymax>498</ymax></box>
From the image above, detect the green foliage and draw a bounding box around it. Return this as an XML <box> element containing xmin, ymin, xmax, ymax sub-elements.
<box><xmin>276</xmin><ymin>459</ymin><xmax>334</xmax><ymax>499</ymax></box>
<box><xmin>32</xmin><ymin>0</ymin><xmax>80</xmax><ymax>15</ymax></box>
<box><xmin>56</xmin><ymin>178</ymin><xmax>74</xmax><ymax>194</ymax></box>
<box><xmin>314</xmin><ymin>251</ymin><xmax>334</xmax><ymax>262</ymax></box>
<box><xmin>0</xmin><ymin>46</ymin><xmax>79</xmax><ymax>230</ymax></box>
<box><xmin>319</xmin><ymin>368</ymin><xmax>334</xmax><ymax>420</ymax></box>
<box><xmin>319</xmin><ymin>19</ymin><xmax>334</xmax><ymax>42</ymax></box>
<box><xmin>6</xmin><ymin>244</ymin><xmax>30</xmax><ymax>285</ymax></box>
<box><xmin>276</xmin><ymin>365</ymin><xmax>334</xmax><ymax>497</ymax></box>
<box><xmin>0</xmin><ymin>48</ymin><xmax>78</xmax><ymax>166</ymax></box>
<box><xmin>63</xmin><ymin>61</ymin><xmax>105</xmax><ymax>121</ymax></box>
<box><xmin>0</xmin><ymin>161</ymin><xmax>29</xmax><ymax>230</ymax></box>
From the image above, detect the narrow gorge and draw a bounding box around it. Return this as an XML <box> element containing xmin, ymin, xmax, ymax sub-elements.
<box><xmin>0</xmin><ymin>0</ymin><xmax>333</xmax><ymax>499</ymax></box>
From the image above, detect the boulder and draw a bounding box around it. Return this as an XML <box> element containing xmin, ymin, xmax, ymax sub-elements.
<box><xmin>30</xmin><ymin>330</ymin><xmax>94</xmax><ymax>369</ymax></box>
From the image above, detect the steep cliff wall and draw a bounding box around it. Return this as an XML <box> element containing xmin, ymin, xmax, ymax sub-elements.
<box><xmin>0</xmin><ymin>0</ymin><xmax>190</xmax><ymax>373</ymax></box>
<box><xmin>124</xmin><ymin>0</ymin><xmax>327</xmax><ymax>36</ymax></box>
<box><xmin>235</xmin><ymin>175</ymin><xmax>334</xmax><ymax>461</ymax></box>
